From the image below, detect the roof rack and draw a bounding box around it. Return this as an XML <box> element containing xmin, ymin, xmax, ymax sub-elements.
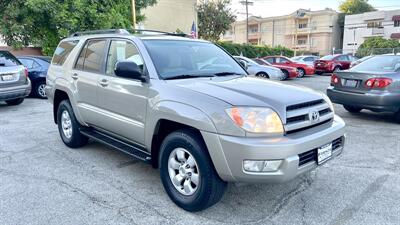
<box><xmin>69</xmin><ymin>29</ymin><xmax>130</xmax><ymax>37</ymax></box>
<box><xmin>130</xmin><ymin>29</ymin><xmax>190</xmax><ymax>37</ymax></box>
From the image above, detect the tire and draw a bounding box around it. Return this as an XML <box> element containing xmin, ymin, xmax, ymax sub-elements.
<box><xmin>34</xmin><ymin>81</ymin><xmax>47</xmax><ymax>99</ymax></box>
<box><xmin>333</xmin><ymin>66</ymin><xmax>341</xmax><ymax>72</ymax></box>
<box><xmin>297</xmin><ymin>68</ymin><xmax>305</xmax><ymax>78</ymax></box>
<box><xmin>343</xmin><ymin>105</ymin><xmax>362</xmax><ymax>113</ymax></box>
<box><xmin>159</xmin><ymin>129</ymin><xmax>227</xmax><ymax>212</ymax></box>
<box><xmin>5</xmin><ymin>98</ymin><xmax>24</xmax><ymax>106</ymax></box>
<box><xmin>256</xmin><ymin>72</ymin><xmax>269</xmax><ymax>79</ymax></box>
<box><xmin>281</xmin><ymin>70</ymin><xmax>289</xmax><ymax>80</ymax></box>
<box><xmin>316</xmin><ymin>71</ymin><xmax>323</xmax><ymax>75</ymax></box>
<box><xmin>57</xmin><ymin>100</ymin><xmax>88</xmax><ymax>148</ymax></box>
<box><xmin>394</xmin><ymin>110</ymin><xmax>400</xmax><ymax>123</ymax></box>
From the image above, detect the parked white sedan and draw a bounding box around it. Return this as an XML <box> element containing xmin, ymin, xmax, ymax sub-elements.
<box><xmin>291</xmin><ymin>55</ymin><xmax>319</xmax><ymax>66</ymax></box>
<box><xmin>234</xmin><ymin>56</ymin><xmax>286</xmax><ymax>80</ymax></box>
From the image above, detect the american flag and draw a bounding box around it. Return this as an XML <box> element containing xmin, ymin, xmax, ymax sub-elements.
<box><xmin>190</xmin><ymin>21</ymin><xmax>197</xmax><ymax>39</ymax></box>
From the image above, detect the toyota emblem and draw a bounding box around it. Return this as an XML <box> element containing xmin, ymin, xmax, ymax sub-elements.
<box><xmin>309</xmin><ymin>110</ymin><xmax>320</xmax><ymax>123</ymax></box>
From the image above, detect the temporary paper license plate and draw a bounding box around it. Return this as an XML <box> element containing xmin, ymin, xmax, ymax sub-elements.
<box><xmin>1</xmin><ymin>75</ymin><xmax>14</xmax><ymax>81</ymax></box>
<box><xmin>344</xmin><ymin>79</ymin><xmax>357</xmax><ymax>87</ymax></box>
<box><xmin>317</xmin><ymin>143</ymin><xmax>332</xmax><ymax>164</ymax></box>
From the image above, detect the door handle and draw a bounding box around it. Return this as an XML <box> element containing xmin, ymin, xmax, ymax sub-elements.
<box><xmin>71</xmin><ymin>73</ymin><xmax>78</xmax><ymax>80</ymax></box>
<box><xmin>99</xmin><ymin>79</ymin><xmax>108</xmax><ymax>87</ymax></box>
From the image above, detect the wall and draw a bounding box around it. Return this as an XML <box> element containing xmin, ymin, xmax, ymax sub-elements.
<box><xmin>141</xmin><ymin>0</ymin><xmax>197</xmax><ymax>33</ymax></box>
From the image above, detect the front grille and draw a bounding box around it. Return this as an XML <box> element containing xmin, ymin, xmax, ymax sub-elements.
<box><xmin>298</xmin><ymin>137</ymin><xmax>344</xmax><ymax>166</ymax></box>
<box><xmin>285</xmin><ymin>99</ymin><xmax>334</xmax><ymax>134</ymax></box>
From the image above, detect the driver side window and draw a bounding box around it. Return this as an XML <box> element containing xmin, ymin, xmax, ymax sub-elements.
<box><xmin>106</xmin><ymin>40</ymin><xmax>144</xmax><ymax>75</ymax></box>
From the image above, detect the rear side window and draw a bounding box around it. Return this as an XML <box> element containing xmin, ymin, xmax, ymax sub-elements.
<box><xmin>0</xmin><ymin>51</ymin><xmax>21</xmax><ymax>67</ymax></box>
<box><xmin>75</xmin><ymin>39</ymin><xmax>106</xmax><ymax>73</ymax></box>
<box><xmin>52</xmin><ymin>40</ymin><xmax>79</xmax><ymax>65</ymax></box>
<box><xmin>19</xmin><ymin>58</ymin><xmax>41</xmax><ymax>69</ymax></box>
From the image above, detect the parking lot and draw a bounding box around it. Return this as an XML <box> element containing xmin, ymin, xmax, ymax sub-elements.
<box><xmin>0</xmin><ymin>75</ymin><xmax>399</xmax><ymax>225</ymax></box>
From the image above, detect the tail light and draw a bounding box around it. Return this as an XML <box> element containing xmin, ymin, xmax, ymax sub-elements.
<box><xmin>331</xmin><ymin>73</ymin><xmax>340</xmax><ymax>86</ymax></box>
<box><xmin>365</xmin><ymin>78</ymin><xmax>392</xmax><ymax>89</ymax></box>
<box><xmin>24</xmin><ymin>67</ymin><xmax>29</xmax><ymax>77</ymax></box>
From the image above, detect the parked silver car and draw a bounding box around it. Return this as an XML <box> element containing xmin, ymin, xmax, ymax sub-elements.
<box><xmin>291</xmin><ymin>55</ymin><xmax>319</xmax><ymax>66</ymax></box>
<box><xmin>47</xmin><ymin>29</ymin><xmax>345</xmax><ymax>211</ymax></box>
<box><xmin>0</xmin><ymin>51</ymin><xmax>31</xmax><ymax>105</ymax></box>
<box><xmin>234</xmin><ymin>56</ymin><xmax>286</xmax><ymax>80</ymax></box>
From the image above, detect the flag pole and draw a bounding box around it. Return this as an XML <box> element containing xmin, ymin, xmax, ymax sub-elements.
<box><xmin>132</xmin><ymin>0</ymin><xmax>136</xmax><ymax>29</ymax></box>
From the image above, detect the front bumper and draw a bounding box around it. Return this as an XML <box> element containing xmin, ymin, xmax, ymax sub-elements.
<box><xmin>202</xmin><ymin>115</ymin><xmax>345</xmax><ymax>183</ymax></box>
<box><xmin>327</xmin><ymin>87</ymin><xmax>400</xmax><ymax>112</ymax></box>
<box><xmin>0</xmin><ymin>80</ymin><xmax>31</xmax><ymax>101</ymax></box>
<box><xmin>288</xmin><ymin>70</ymin><xmax>298</xmax><ymax>78</ymax></box>
<box><xmin>304</xmin><ymin>67</ymin><xmax>315</xmax><ymax>75</ymax></box>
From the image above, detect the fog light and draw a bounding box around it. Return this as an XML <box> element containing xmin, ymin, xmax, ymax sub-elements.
<box><xmin>243</xmin><ymin>160</ymin><xmax>282</xmax><ymax>172</ymax></box>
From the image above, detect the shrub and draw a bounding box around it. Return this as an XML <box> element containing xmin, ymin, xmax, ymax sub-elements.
<box><xmin>216</xmin><ymin>42</ymin><xmax>294</xmax><ymax>58</ymax></box>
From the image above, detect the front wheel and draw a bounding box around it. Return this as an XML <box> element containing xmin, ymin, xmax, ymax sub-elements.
<box><xmin>256</xmin><ymin>72</ymin><xmax>269</xmax><ymax>79</ymax></box>
<box><xmin>5</xmin><ymin>98</ymin><xmax>24</xmax><ymax>106</ymax></box>
<box><xmin>57</xmin><ymin>100</ymin><xmax>88</xmax><ymax>148</ymax></box>
<box><xmin>343</xmin><ymin>105</ymin><xmax>362</xmax><ymax>113</ymax></box>
<box><xmin>333</xmin><ymin>66</ymin><xmax>341</xmax><ymax>72</ymax></box>
<box><xmin>281</xmin><ymin>70</ymin><xmax>289</xmax><ymax>80</ymax></box>
<box><xmin>297</xmin><ymin>68</ymin><xmax>305</xmax><ymax>78</ymax></box>
<box><xmin>159</xmin><ymin>129</ymin><xmax>227</xmax><ymax>212</ymax></box>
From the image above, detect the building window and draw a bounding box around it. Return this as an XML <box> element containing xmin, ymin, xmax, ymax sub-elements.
<box><xmin>367</xmin><ymin>21</ymin><xmax>382</xmax><ymax>28</ymax></box>
<box><xmin>298</xmin><ymin>20</ymin><xmax>308</xmax><ymax>29</ymax></box>
<box><xmin>395</xmin><ymin>20</ymin><xmax>400</xmax><ymax>27</ymax></box>
<box><xmin>248</xmin><ymin>25</ymin><xmax>258</xmax><ymax>33</ymax></box>
<box><xmin>297</xmin><ymin>38</ymin><xmax>307</xmax><ymax>45</ymax></box>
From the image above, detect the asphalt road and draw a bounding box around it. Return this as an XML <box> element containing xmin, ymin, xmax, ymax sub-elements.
<box><xmin>1</xmin><ymin>76</ymin><xmax>399</xmax><ymax>225</ymax></box>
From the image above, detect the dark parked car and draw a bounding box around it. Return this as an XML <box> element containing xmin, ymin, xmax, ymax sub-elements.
<box><xmin>327</xmin><ymin>55</ymin><xmax>400</xmax><ymax>122</ymax></box>
<box><xmin>18</xmin><ymin>55</ymin><xmax>51</xmax><ymax>98</ymax></box>
<box><xmin>0</xmin><ymin>51</ymin><xmax>31</xmax><ymax>105</ymax></box>
<box><xmin>314</xmin><ymin>54</ymin><xmax>358</xmax><ymax>74</ymax></box>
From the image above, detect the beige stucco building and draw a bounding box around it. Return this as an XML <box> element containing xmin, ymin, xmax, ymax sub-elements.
<box><xmin>222</xmin><ymin>9</ymin><xmax>341</xmax><ymax>56</ymax></box>
<box><xmin>141</xmin><ymin>0</ymin><xmax>198</xmax><ymax>34</ymax></box>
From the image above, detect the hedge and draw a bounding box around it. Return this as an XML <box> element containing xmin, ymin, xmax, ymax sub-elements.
<box><xmin>216</xmin><ymin>42</ymin><xmax>294</xmax><ymax>58</ymax></box>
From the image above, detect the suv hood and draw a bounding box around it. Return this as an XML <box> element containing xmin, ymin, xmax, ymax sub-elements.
<box><xmin>170</xmin><ymin>76</ymin><xmax>323</xmax><ymax>113</ymax></box>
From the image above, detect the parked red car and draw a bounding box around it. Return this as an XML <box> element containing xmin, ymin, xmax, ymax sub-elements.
<box><xmin>253</xmin><ymin>58</ymin><xmax>298</xmax><ymax>79</ymax></box>
<box><xmin>314</xmin><ymin>54</ymin><xmax>358</xmax><ymax>74</ymax></box>
<box><xmin>261</xmin><ymin>56</ymin><xmax>315</xmax><ymax>77</ymax></box>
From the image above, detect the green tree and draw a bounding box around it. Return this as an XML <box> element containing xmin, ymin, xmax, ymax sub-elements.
<box><xmin>339</xmin><ymin>0</ymin><xmax>376</xmax><ymax>14</ymax></box>
<box><xmin>198</xmin><ymin>0</ymin><xmax>236</xmax><ymax>42</ymax></box>
<box><xmin>359</xmin><ymin>37</ymin><xmax>400</xmax><ymax>49</ymax></box>
<box><xmin>0</xmin><ymin>0</ymin><xmax>157</xmax><ymax>55</ymax></box>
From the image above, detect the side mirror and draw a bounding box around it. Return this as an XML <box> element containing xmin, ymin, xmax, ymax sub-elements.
<box><xmin>114</xmin><ymin>60</ymin><xmax>145</xmax><ymax>82</ymax></box>
<box><xmin>238</xmin><ymin>59</ymin><xmax>248</xmax><ymax>70</ymax></box>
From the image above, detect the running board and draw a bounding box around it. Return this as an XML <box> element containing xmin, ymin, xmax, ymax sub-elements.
<box><xmin>80</xmin><ymin>128</ymin><xmax>151</xmax><ymax>163</ymax></box>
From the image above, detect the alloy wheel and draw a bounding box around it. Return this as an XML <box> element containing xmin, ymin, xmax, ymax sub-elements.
<box><xmin>61</xmin><ymin>110</ymin><xmax>73</xmax><ymax>139</ymax></box>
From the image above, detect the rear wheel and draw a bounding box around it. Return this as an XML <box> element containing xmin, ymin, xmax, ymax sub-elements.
<box><xmin>394</xmin><ymin>110</ymin><xmax>400</xmax><ymax>123</ymax></box>
<box><xmin>34</xmin><ymin>81</ymin><xmax>47</xmax><ymax>99</ymax></box>
<box><xmin>297</xmin><ymin>68</ymin><xmax>305</xmax><ymax>78</ymax></box>
<box><xmin>333</xmin><ymin>66</ymin><xmax>341</xmax><ymax>72</ymax></box>
<box><xmin>159</xmin><ymin>129</ymin><xmax>227</xmax><ymax>212</ymax></box>
<box><xmin>343</xmin><ymin>105</ymin><xmax>362</xmax><ymax>113</ymax></box>
<box><xmin>256</xmin><ymin>72</ymin><xmax>269</xmax><ymax>79</ymax></box>
<box><xmin>281</xmin><ymin>70</ymin><xmax>289</xmax><ymax>80</ymax></box>
<box><xmin>57</xmin><ymin>100</ymin><xmax>88</xmax><ymax>148</ymax></box>
<box><xmin>5</xmin><ymin>98</ymin><xmax>24</xmax><ymax>106</ymax></box>
<box><xmin>316</xmin><ymin>71</ymin><xmax>323</xmax><ymax>75</ymax></box>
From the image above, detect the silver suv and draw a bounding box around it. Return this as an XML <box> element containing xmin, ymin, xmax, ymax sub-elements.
<box><xmin>46</xmin><ymin>29</ymin><xmax>345</xmax><ymax>211</ymax></box>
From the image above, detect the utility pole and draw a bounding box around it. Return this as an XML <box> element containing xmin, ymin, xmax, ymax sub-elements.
<box><xmin>132</xmin><ymin>0</ymin><xmax>136</xmax><ymax>29</ymax></box>
<box><xmin>240</xmin><ymin>0</ymin><xmax>254</xmax><ymax>44</ymax></box>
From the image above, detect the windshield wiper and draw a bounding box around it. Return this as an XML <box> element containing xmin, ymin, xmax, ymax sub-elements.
<box><xmin>214</xmin><ymin>72</ymin><xmax>245</xmax><ymax>76</ymax></box>
<box><xmin>164</xmin><ymin>74</ymin><xmax>214</xmax><ymax>80</ymax></box>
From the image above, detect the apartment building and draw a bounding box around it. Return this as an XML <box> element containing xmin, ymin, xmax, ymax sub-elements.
<box><xmin>222</xmin><ymin>8</ymin><xmax>341</xmax><ymax>56</ymax></box>
<box><xmin>140</xmin><ymin>0</ymin><xmax>197</xmax><ymax>34</ymax></box>
<box><xmin>343</xmin><ymin>9</ymin><xmax>400</xmax><ymax>54</ymax></box>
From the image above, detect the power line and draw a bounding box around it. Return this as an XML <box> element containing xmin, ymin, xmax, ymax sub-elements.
<box><xmin>239</xmin><ymin>0</ymin><xmax>254</xmax><ymax>44</ymax></box>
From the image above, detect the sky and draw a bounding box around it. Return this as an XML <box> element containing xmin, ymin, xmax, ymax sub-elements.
<box><xmin>230</xmin><ymin>0</ymin><xmax>400</xmax><ymax>20</ymax></box>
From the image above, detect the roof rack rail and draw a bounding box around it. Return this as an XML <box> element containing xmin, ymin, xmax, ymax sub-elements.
<box><xmin>70</xmin><ymin>29</ymin><xmax>130</xmax><ymax>37</ymax></box>
<box><xmin>131</xmin><ymin>29</ymin><xmax>190</xmax><ymax>37</ymax></box>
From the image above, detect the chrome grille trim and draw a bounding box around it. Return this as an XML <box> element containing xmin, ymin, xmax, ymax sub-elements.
<box><xmin>285</xmin><ymin>99</ymin><xmax>333</xmax><ymax>133</ymax></box>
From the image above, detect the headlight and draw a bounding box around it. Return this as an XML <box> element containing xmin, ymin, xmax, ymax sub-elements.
<box><xmin>225</xmin><ymin>107</ymin><xmax>284</xmax><ymax>134</ymax></box>
<box><xmin>321</xmin><ymin>93</ymin><xmax>334</xmax><ymax>113</ymax></box>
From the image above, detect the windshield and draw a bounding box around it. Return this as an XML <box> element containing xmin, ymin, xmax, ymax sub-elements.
<box><xmin>142</xmin><ymin>40</ymin><xmax>246</xmax><ymax>79</ymax></box>
<box><xmin>291</xmin><ymin>56</ymin><xmax>302</xmax><ymax>61</ymax></box>
<box><xmin>253</xmin><ymin>58</ymin><xmax>271</xmax><ymax>66</ymax></box>
<box><xmin>350</xmin><ymin>56</ymin><xmax>400</xmax><ymax>72</ymax></box>
<box><xmin>320</xmin><ymin>55</ymin><xmax>335</xmax><ymax>60</ymax></box>
<box><xmin>0</xmin><ymin>51</ymin><xmax>21</xmax><ymax>67</ymax></box>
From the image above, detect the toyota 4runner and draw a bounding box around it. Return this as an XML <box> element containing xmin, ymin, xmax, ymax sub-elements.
<box><xmin>46</xmin><ymin>29</ymin><xmax>345</xmax><ymax>211</ymax></box>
